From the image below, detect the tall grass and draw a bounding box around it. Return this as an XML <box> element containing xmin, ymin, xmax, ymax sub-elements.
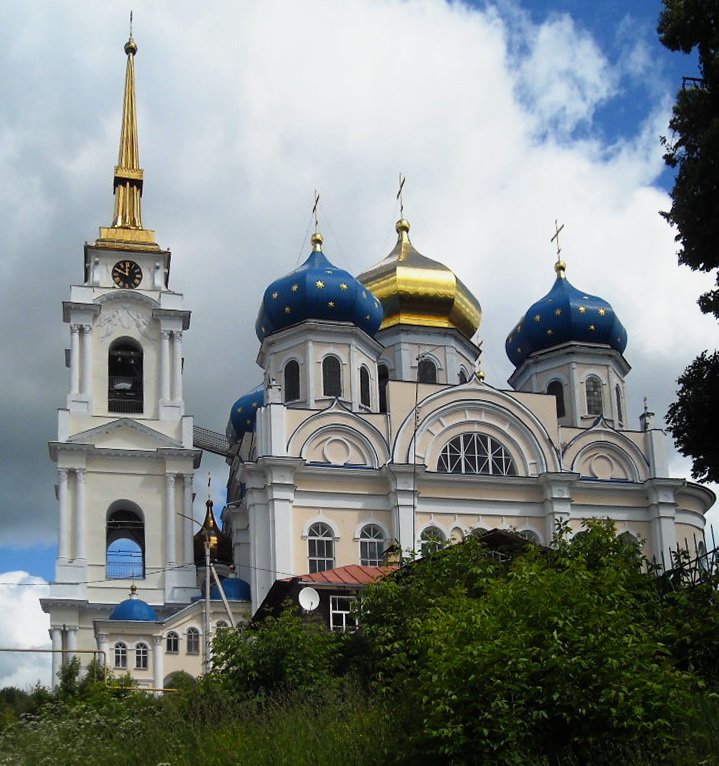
<box><xmin>1</xmin><ymin>686</ymin><xmax>717</xmax><ymax>766</ymax></box>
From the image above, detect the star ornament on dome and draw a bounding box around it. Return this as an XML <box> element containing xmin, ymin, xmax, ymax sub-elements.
<box><xmin>328</xmin><ymin>301</ymin><xmax>335</xmax><ymax>308</ymax></box>
<box><xmin>315</xmin><ymin>280</ymin><xmax>325</xmax><ymax>289</ymax></box>
<box><xmin>598</xmin><ymin>307</ymin><xmax>606</xmax><ymax>316</ymax></box>
<box><xmin>554</xmin><ymin>308</ymin><xmax>562</xmax><ymax>316</ymax></box>
<box><xmin>579</xmin><ymin>306</ymin><xmax>586</xmax><ymax>314</ymax></box>
<box><xmin>272</xmin><ymin>291</ymin><xmax>279</xmax><ymax>300</ymax></box>
<box><xmin>534</xmin><ymin>314</ymin><xmax>542</xmax><ymax>323</ymax></box>
<box><xmin>284</xmin><ymin>306</ymin><xmax>292</xmax><ymax>314</ymax></box>
<box><xmin>291</xmin><ymin>284</ymin><xmax>299</xmax><ymax>292</ymax></box>
<box><xmin>339</xmin><ymin>282</ymin><xmax>348</xmax><ymax>291</ymax></box>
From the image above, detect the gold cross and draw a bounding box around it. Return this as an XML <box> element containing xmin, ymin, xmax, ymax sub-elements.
<box><xmin>312</xmin><ymin>190</ymin><xmax>320</xmax><ymax>233</ymax></box>
<box><xmin>396</xmin><ymin>173</ymin><xmax>406</xmax><ymax>218</ymax></box>
<box><xmin>550</xmin><ymin>219</ymin><xmax>564</xmax><ymax>261</ymax></box>
<box><xmin>129</xmin><ymin>10</ymin><xmax>133</xmax><ymax>37</ymax></box>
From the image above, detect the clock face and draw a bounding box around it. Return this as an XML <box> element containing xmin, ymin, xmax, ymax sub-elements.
<box><xmin>112</xmin><ymin>260</ymin><xmax>143</xmax><ymax>289</ymax></box>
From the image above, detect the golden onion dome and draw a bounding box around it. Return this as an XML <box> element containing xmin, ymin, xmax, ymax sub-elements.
<box><xmin>357</xmin><ymin>219</ymin><xmax>481</xmax><ymax>339</ymax></box>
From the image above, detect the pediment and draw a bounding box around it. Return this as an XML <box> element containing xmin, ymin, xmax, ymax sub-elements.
<box><xmin>68</xmin><ymin>418</ymin><xmax>183</xmax><ymax>450</ymax></box>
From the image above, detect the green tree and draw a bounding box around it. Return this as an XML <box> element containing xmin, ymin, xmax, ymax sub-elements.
<box><xmin>666</xmin><ymin>350</ymin><xmax>719</xmax><ymax>481</ymax></box>
<box><xmin>658</xmin><ymin>1</ymin><xmax>719</xmax><ymax>480</ymax></box>
<box><xmin>211</xmin><ymin>606</ymin><xmax>344</xmax><ymax>701</ymax></box>
<box><xmin>360</xmin><ymin>522</ymin><xmax>696</xmax><ymax>765</ymax></box>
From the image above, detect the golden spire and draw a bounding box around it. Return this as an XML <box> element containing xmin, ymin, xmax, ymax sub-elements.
<box><xmin>96</xmin><ymin>23</ymin><xmax>159</xmax><ymax>251</ymax></box>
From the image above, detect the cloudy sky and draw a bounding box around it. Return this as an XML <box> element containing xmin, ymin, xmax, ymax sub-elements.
<box><xmin>1</xmin><ymin>0</ymin><xmax>716</xmax><ymax>688</ymax></box>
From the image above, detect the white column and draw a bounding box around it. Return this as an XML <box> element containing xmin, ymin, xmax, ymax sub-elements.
<box><xmin>152</xmin><ymin>635</ymin><xmax>164</xmax><ymax>692</ymax></box>
<box><xmin>51</xmin><ymin>628</ymin><xmax>62</xmax><ymax>688</ymax></box>
<box><xmin>171</xmin><ymin>331</ymin><xmax>183</xmax><ymax>402</ymax></box>
<box><xmin>75</xmin><ymin>469</ymin><xmax>86</xmax><ymax>561</ymax></box>
<box><xmin>183</xmin><ymin>474</ymin><xmax>194</xmax><ymax>564</ymax></box>
<box><xmin>80</xmin><ymin>324</ymin><xmax>92</xmax><ymax>395</ymax></box>
<box><xmin>58</xmin><ymin>469</ymin><xmax>70</xmax><ymax>562</ymax></box>
<box><xmin>160</xmin><ymin>330</ymin><xmax>171</xmax><ymax>401</ymax></box>
<box><xmin>66</xmin><ymin>626</ymin><xmax>78</xmax><ymax>663</ymax></box>
<box><xmin>70</xmin><ymin>325</ymin><xmax>80</xmax><ymax>394</ymax></box>
<box><xmin>166</xmin><ymin>473</ymin><xmax>176</xmax><ymax>566</ymax></box>
<box><xmin>97</xmin><ymin>633</ymin><xmax>109</xmax><ymax>671</ymax></box>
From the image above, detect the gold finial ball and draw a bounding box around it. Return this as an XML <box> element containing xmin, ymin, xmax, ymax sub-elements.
<box><xmin>124</xmin><ymin>37</ymin><xmax>138</xmax><ymax>56</ymax></box>
<box><xmin>554</xmin><ymin>259</ymin><xmax>566</xmax><ymax>276</ymax></box>
<box><xmin>129</xmin><ymin>583</ymin><xmax>138</xmax><ymax>595</ymax></box>
<box><xmin>311</xmin><ymin>232</ymin><xmax>324</xmax><ymax>248</ymax></box>
<box><xmin>475</xmin><ymin>369</ymin><xmax>486</xmax><ymax>382</ymax></box>
<box><xmin>396</xmin><ymin>218</ymin><xmax>410</xmax><ymax>234</ymax></box>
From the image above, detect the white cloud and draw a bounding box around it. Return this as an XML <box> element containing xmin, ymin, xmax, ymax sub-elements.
<box><xmin>0</xmin><ymin>573</ymin><xmax>51</xmax><ymax>689</ymax></box>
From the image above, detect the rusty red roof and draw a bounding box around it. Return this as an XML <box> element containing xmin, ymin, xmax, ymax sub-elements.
<box><xmin>282</xmin><ymin>564</ymin><xmax>397</xmax><ymax>586</ymax></box>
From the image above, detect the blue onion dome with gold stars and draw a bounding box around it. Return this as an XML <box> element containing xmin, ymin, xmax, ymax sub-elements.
<box><xmin>109</xmin><ymin>585</ymin><xmax>158</xmax><ymax>621</ymax></box>
<box><xmin>357</xmin><ymin>218</ymin><xmax>481</xmax><ymax>339</ymax></box>
<box><xmin>506</xmin><ymin>260</ymin><xmax>627</xmax><ymax>367</ymax></box>
<box><xmin>255</xmin><ymin>232</ymin><xmax>383</xmax><ymax>341</ymax></box>
<box><xmin>227</xmin><ymin>385</ymin><xmax>264</xmax><ymax>444</ymax></box>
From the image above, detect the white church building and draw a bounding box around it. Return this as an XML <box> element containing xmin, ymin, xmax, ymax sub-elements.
<box><xmin>41</xmin><ymin>33</ymin><xmax>714</xmax><ymax>688</ymax></box>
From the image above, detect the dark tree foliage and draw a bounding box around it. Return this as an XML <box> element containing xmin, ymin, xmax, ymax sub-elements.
<box><xmin>666</xmin><ymin>350</ymin><xmax>719</xmax><ymax>482</ymax></box>
<box><xmin>659</xmin><ymin>2</ymin><xmax>719</xmax><ymax>482</ymax></box>
<box><xmin>659</xmin><ymin>0</ymin><xmax>719</xmax><ymax>315</ymax></box>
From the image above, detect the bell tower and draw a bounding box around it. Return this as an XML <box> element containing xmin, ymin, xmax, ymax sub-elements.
<box><xmin>42</xmin><ymin>32</ymin><xmax>201</xmax><ymax>686</ymax></box>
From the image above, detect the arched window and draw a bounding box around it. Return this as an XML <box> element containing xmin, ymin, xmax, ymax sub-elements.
<box><xmin>378</xmin><ymin>364</ymin><xmax>389</xmax><ymax>413</ymax></box>
<box><xmin>322</xmin><ymin>356</ymin><xmax>342</xmax><ymax>397</ymax></box>
<box><xmin>437</xmin><ymin>433</ymin><xmax>517</xmax><ymax>476</ymax></box>
<box><xmin>308</xmin><ymin>522</ymin><xmax>335</xmax><ymax>573</ymax></box>
<box><xmin>470</xmin><ymin>527</ymin><xmax>488</xmax><ymax>538</ymax></box>
<box><xmin>165</xmin><ymin>631</ymin><xmax>179</xmax><ymax>654</ymax></box>
<box><xmin>108</xmin><ymin>339</ymin><xmax>143</xmax><ymax>414</ymax></box>
<box><xmin>114</xmin><ymin>642</ymin><xmax>127</xmax><ymax>669</ymax></box>
<box><xmin>216</xmin><ymin>620</ymin><xmax>228</xmax><ymax>631</ymax></box>
<box><xmin>615</xmin><ymin>384</ymin><xmax>624</xmax><ymax>425</ymax></box>
<box><xmin>135</xmin><ymin>642</ymin><xmax>149</xmax><ymax>670</ymax></box>
<box><xmin>586</xmin><ymin>375</ymin><xmax>603</xmax><ymax>416</ymax></box>
<box><xmin>186</xmin><ymin>627</ymin><xmax>200</xmax><ymax>655</ymax></box>
<box><xmin>420</xmin><ymin>526</ymin><xmax>446</xmax><ymax>556</ymax></box>
<box><xmin>418</xmin><ymin>358</ymin><xmax>437</xmax><ymax>384</ymax></box>
<box><xmin>449</xmin><ymin>527</ymin><xmax>465</xmax><ymax>544</ymax></box>
<box><xmin>359</xmin><ymin>366</ymin><xmax>371</xmax><ymax>408</ymax></box>
<box><xmin>520</xmin><ymin>529</ymin><xmax>541</xmax><ymax>545</ymax></box>
<box><xmin>547</xmin><ymin>380</ymin><xmax>566</xmax><ymax>418</ymax></box>
<box><xmin>284</xmin><ymin>360</ymin><xmax>300</xmax><ymax>402</ymax></box>
<box><xmin>106</xmin><ymin>506</ymin><xmax>145</xmax><ymax>579</ymax></box>
<box><xmin>359</xmin><ymin>524</ymin><xmax>385</xmax><ymax>566</ymax></box>
<box><xmin>458</xmin><ymin>368</ymin><xmax>468</xmax><ymax>384</ymax></box>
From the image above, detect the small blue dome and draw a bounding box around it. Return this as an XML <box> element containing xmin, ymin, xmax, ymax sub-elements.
<box><xmin>109</xmin><ymin>590</ymin><xmax>158</xmax><ymax>621</ymax></box>
<box><xmin>506</xmin><ymin>262</ymin><xmax>627</xmax><ymax>368</ymax></box>
<box><xmin>227</xmin><ymin>386</ymin><xmax>264</xmax><ymax>444</ymax></box>
<box><xmin>211</xmin><ymin>578</ymin><xmax>251</xmax><ymax>601</ymax></box>
<box><xmin>255</xmin><ymin>232</ymin><xmax>383</xmax><ymax>342</ymax></box>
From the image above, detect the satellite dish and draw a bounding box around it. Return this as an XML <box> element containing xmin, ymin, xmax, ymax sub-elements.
<box><xmin>298</xmin><ymin>586</ymin><xmax>320</xmax><ymax>612</ymax></box>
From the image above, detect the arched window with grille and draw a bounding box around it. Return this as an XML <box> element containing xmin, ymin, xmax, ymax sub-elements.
<box><xmin>135</xmin><ymin>642</ymin><xmax>149</xmax><ymax>670</ymax></box>
<box><xmin>106</xmin><ymin>504</ymin><xmax>145</xmax><ymax>579</ymax></box>
<box><xmin>186</xmin><ymin>627</ymin><xmax>200</xmax><ymax>655</ymax></box>
<box><xmin>322</xmin><ymin>356</ymin><xmax>342</xmax><ymax>397</ymax></box>
<box><xmin>418</xmin><ymin>358</ymin><xmax>437</xmax><ymax>384</ymax></box>
<box><xmin>108</xmin><ymin>338</ymin><xmax>143</xmax><ymax>413</ymax></box>
<box><xmin>284</xmin><ymin>360</ymin><xmax>300</xmax><ymax>402</ymax></box>
<box><xmin>114</xmin><ymin>642</ymin><xmax>127</xmax><ymax>669</ymax></box>
<box><xmin>420</xmin><ymin>526</ymin><xmax>446</xmax><ymax>556</ymax></box>
<box><xmin>437</xmin><ymin>433</ymin><xmax>516</xmax><ymax>476</ymax></box>
<box><xmin>378</xmin><ymin>364</ymin><xmax>389</xmax><ymax>413</ymax></box>
<box><xmin>359</xmin><ymin>524</ymin><xmax>385</xmax><ymax>566</ymax></box>
<box><xmin>359</xmin><ymin>366</ymin><xmax>371</xmax><ymax>408</ymax></box>
<box><xmin>586</xmin><ymin>375</ymin><xmax>603</xmax><ymax>416</ymax></box>
<box><xmin>165</xmin><ymin>631</ymin><xmax>179</xmax><ymax>654</ymax></box>
<box><xmin>308</xmin><ymin>522</ymin><xmax>335</xmax><ymax>573</ymax></box>
<box><xmin>547</xmin><ymin>380</ymin><xmax>566</xmax><ymax>418</ymax></box>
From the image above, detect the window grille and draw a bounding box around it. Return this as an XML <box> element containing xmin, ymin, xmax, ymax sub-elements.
<box><xmin>437</xmin><ymin>433</ymin><xmax>516</xmax><ymax>476</ymax></box>
<box><xmin>359</xmin><ymin>524</ymin><xmax>385</xmax><ymax>566</ymax></box>
<box><xmin>308</xmin><ymin>522</ymin><xmax>335</xmax><ymax>573</ymax></box>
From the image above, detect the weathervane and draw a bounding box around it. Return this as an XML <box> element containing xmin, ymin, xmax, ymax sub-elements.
<box><xmin>551</xmin><ymin>219</ymin><xmax>565</xmax><ymax>262</ymax></box>
<box><xmin>396</xmin><ymin>173</ymin><xmax>406</xmax><ymax>219</ymax></box>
